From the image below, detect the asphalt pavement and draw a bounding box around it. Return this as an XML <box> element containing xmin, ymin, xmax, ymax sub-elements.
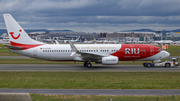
<box><xmin>0</xmin><ymin>89</ymin><xmax>180</xmax><ymax>95</ymax></box>
<box><xmin>0</xmin><ymin>64</ymin><xmax>179</xmax><ymax>71</ymax></box>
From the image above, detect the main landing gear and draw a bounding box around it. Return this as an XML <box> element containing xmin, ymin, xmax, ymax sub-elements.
<box><xmin>83</xmin><ymin>61</ymin><xmax>92</xmax><ymax>68</ymax></box>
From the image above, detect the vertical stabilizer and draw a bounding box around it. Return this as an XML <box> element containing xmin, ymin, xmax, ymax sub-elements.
<box><xmin>3</xmin><ymin>14</ymin><xmax>44</xmax><ymax>46</ymax></box>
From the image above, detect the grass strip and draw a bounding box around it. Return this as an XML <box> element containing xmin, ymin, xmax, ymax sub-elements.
<box><xmin>0</xmin><ymin>72</ymin><xmax>180</xmax><ymax>89</ymax></box>
<box><xmin>30</xmin><ymin>94</ymin><xmax>180</xmax><ymax>101</ymax></box>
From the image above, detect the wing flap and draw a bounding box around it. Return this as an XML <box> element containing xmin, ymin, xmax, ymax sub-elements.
<box><xmin>69</xmin><ymin>41</ymin><xmax>109</xmax><ymax>60</ymax></box>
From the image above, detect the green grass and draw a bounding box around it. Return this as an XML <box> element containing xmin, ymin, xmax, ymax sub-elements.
<box><xmin>0</xmin><ymin>49</ymin><xmax>20</xmax><ymax>56</ymax></box>
<box><xmin>30</xmin><ymin>94</ymin><xmax>180</xmax><ymax>101</ymax></box>
<box><xmin>0</xmin><ymin>45</ymin><xmax>20</xmax><ymax>56</ymax></box>
<box><xmin>0</xmin><ymin>72</ymin><xmax>180</xmax><ymax>89</ymax></box>
<box><xmin>163</xmin><ymin>46</ymin><xmax>180</xmax><ymax>56</ymax></box>
<box><xmin>167</xmin><ymin>51</ymin><xmax>180</xmax><ymax>56</ymax></box>
<box><xmin>165</xmin><ymin>46</ymin><xmax>180</xmax><ymax>50</ymax></box>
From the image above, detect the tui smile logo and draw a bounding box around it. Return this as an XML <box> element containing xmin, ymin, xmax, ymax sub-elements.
<box><xmin>10</xmin><ymin>29</ymin><xmax>21</xmax><ymax>39</ymax></box>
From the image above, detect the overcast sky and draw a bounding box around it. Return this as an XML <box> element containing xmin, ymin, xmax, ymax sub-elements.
<box><xmin>0</xmin><ymin>0</ymin><xmax>180</xmax><ymax>32</ymax></box>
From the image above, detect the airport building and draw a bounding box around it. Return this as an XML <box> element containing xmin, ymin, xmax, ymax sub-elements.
<box><xmin>49</xmin><ymin>32</ymin><xmax>99</xmax><ymax>41</ymax></box>
<box><xmin>0</xmin><ymin>30</ymin><xmax>166</xmax><ymax>44</ymax></box>
<box><xmin>165</xmin><ymin>32</ymin><xmax>180</xmax><ymax>41</ymax></box>
<box><xmin>106</xmin><ymin>32</ymin><xmax>155</xmax><ymax>41</ymax></box>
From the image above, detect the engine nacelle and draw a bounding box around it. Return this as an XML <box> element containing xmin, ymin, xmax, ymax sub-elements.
<box><xmin>101</xmin><ymin>56</ymin><xmax>119</xmax><ymax>65</ymax></box>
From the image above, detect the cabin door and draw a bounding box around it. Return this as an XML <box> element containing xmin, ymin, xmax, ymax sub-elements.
<box><xmin>150</xmin><ymin>47</ymin><xmax>154</xmax><ymax>55</ymax></box>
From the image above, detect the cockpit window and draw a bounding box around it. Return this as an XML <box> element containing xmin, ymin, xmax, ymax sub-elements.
<box><xmin>158</xmin><ymin>49</ymin><xmax>163</xmax><ymax>51</ymax></box>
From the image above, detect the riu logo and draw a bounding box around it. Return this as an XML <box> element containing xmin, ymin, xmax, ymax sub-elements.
<box><xmin>125</xmin><ymin>48</ymin><xmax>139</xmax><ymax>54</ymax></box>
<box><xmin>10</xmin><ymin>29</ymin><xmax>21</xmax><ymax>39</ymax></box>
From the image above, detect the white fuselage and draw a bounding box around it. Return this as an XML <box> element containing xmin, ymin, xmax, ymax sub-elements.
<box><xmin>10</xmin><ymin>44</ymin><xmax>169</xmax><ymax>61</ymax></box>
<box><xmin>10</xmin><ymin>44</ymin><xmax>120</xmax><ymax>61</ymax></box>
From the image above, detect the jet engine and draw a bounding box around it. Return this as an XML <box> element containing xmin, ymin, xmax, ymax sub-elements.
<box><xmin>96</xmin><ymin>56</ymin><xmax>119</xmax><ymax>65</ymax></box>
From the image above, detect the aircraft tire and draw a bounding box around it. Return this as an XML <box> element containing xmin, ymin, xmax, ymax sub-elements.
<box><xmin>86</xmin><ymin>63</ymin><xmax>92</xmax><ymax>68</ymax></box>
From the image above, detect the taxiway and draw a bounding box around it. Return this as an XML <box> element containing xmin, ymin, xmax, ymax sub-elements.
<box><xmin>0</xmin><ymin>89</ymin><xmax>180</xmax><ymax>95</ymax></box>
<box><xmin>0</xmin><ymin>64</ymin><xmax>179</xmax><ymax>71</ymax></box>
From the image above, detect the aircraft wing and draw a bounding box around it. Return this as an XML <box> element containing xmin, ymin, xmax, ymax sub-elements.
<box><xmin>69</xmin><ymin>41</ymin><xmax>109</xmax><ymax>61</ymax></box>
<box><xmin>3</xmin><ymin>44</ymin><xmax>23</xmax><ymax>50</ymax></box>
<box><xmin>54</xmin><ymin>40</ymin><xmax>59</xmax><ymax>44</ymax></box>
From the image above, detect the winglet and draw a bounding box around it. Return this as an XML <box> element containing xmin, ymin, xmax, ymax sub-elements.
<box><xmin>69</xmin><ymin>41</ymin><xmax>79</xmax><ymax>57</ymax></box>
<box><xmin>69</xmin><ymin>41</ymin><xmax>78</xmax><ymax>52</ymax></box>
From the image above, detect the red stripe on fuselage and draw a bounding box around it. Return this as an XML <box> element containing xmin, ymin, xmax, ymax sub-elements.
<box><xmin>111</xmin><ymin>44</ymin><xmax>161</xmax><ymax>61</ymax></box>
<box><xmin>10</xmin><ymin>41</ymin><xmax>44</xmax><ymax>50</ymax></box>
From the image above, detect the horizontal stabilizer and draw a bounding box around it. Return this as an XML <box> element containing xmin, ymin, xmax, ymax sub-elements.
<box><xmin>3</xmin><ymin>44</ymin><xmax>23</xmax><ymax>50</ymax></box>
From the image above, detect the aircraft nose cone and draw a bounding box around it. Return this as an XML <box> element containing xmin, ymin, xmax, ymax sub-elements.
<box><xmin>163</xmin><ymin>50</ymin><xmax>170</xmax><ymax>58</ymax></box>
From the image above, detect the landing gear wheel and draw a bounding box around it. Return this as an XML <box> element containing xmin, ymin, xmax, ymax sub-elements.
<box><xmin>165</xmin><ymin>63</ymin><xmax>170</xmax><ymax>68</ymax></box>
<box><xmin>86</xmin><ymin>63</ymin><xmax>92</xmax><ymax>68</ymax></box>
<box><xmin>83</xmin><ymin>62</ymin><xmax>87</xmax><ymax>67</ymax></box>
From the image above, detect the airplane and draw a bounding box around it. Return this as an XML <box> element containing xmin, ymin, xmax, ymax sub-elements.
<box><xmin>3</xmin><ymin>14</ymin><xmax>170</xmax><ymax>68</ymax></box>
<box><xmin>64</xmin><ymin>36</ymin><xmax>80</xmax><ymax>43</ymax></box>
<box><xmin>154</xmin><ymin>40</ymin><xmax>173</xmax><ymax>45</ymax></box>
